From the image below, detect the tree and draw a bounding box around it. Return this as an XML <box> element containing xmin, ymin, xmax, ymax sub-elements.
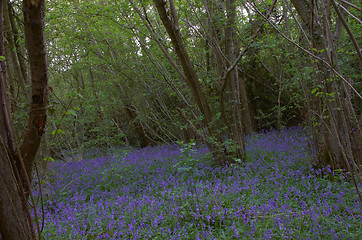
<box><xmin>0</xmin><ymin>0</ymin><xmax>49</xmax><ymax>238</ymax></box>
<box><xmin>147</xmin><ymin>0</ymin><xmax>280</xmax><ymax>164</ymax></box>
<box><xmin>290</xmin><ymin>0</ymin><xmax>361</xmax><ymax>201</ymax></box>
<box><xmin>18</xmin><ymin>0</ymin><xmax>49</xmax><ymax>192</ymax></box>
<box><xmin>0</xmin><ymin>138</ymin><xmax>35</xmax><ymax>239</ymax></box>
<box><xmin>23</xmin><ymin>0</ymin><xmax>360</xmax><ymax>185</ymax></box>
<box><xmin>151</xmin><ymin>0</ymin><xmax>239</xmax><ymax>164</ymax></box>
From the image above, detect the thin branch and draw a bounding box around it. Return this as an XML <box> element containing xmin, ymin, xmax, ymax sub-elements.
<box><xmin>127</xmin><ymin>0</ymin><xmax>186</xmax><ymax>81</ymax></box>
<box><xmin>177</xmin><ymin>107</ymin><xmax>207</xmax><ymax>141</ymax></box>
<box><xmin>336</xmin><ymin>1</ymin><xmax>362</xmax><ymax>24</ymax></box>
<box><xmin>219</xmin><ymin>0</ymin><xmax>278</xmax><ymax>96</ymax></box>
<box><xmin>338</xmin><ymin>0</ymin><xmax>362</xmax><ymax>12</ymax></box>
<box><xmin>331</xmin><ymin>0</ymin><xmax>362</xmax><ymax>66</ymax></box>
<box><xmin>250</xmin><ymin>2</ymin><xmax>362</xmax><ymax>99</ymax></box>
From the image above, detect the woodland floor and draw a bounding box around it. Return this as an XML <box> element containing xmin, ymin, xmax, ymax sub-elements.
<box><xmin>32</xmin><ymin>127</ymin><xmax>361</xmax><ymax>239</ymax></box>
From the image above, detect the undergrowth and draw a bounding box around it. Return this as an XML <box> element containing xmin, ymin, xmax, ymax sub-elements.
<box><xmin>32</xmin><ymin>128</ymin><xmax>361</xmax><ymax>239</ymax></box>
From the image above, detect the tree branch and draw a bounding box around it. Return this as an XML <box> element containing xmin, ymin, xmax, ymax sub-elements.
<box><xmin>331</xmin><ymin>0</ymin><xmax>362</xmax><ymax>66</ymax></box>
<box><xmin>251</xmin><ymin>2</ymin><xmax>362</xmax><ymax>99</ymax></box>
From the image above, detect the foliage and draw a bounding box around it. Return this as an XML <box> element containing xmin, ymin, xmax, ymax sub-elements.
<box><xmin>173</xmin><ymin>140</ymin><xmax>198</xmax><ymax>172</ymax></box>
<box><xmin>42</xmin><ymin>0</ymin><xmax>189</xmax><ymax>154</ymax></box>
<box><xmin>32</xmin><ymin>128</ymin><xmax>361</xmax><ymax>239</ymax></box>
<box><xmin>15</xmin><ymin>0</ymin><xmax>354</xmax><ymax>161</ymax></box>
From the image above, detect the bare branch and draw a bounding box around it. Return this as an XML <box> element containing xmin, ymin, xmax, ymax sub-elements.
<box><xmin>331</xmin><ymin>0</ymin><xmax>362</xmax><ymax>66</ymax></box>
<box><xmin>219</xmin><ymin>0</ymin><xmax>278</xmax><ymax>96</ymax></box>
<box><xmin>250</xmin><ymin>2</ymin><xmax>362</xmax><ymax>99</ymax></box>
<box><xmin>128</xmin><ymin>0</ymin><xmax>186</xmax><ymax>80</ymax></box>
<box><xmin>338</xmin><ymin>0</ymin><xmax>362</xmax><ymax>12</ymax></box>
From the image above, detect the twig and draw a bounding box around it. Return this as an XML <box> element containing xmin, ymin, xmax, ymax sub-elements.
<box><xmin>34</xmin><ymin>161</ymin><xmax>45</xmax><ymax>233</ymax></box>
<box><xmin>249</xmin><ymin>2</ymin><xmax>362</xmax><ymax>99</ymax></box>
<box><xmin>338</xmin><ymin>0</ymin><xmax>362</xmax><ymax>12</ymax></box>
<box><xmin>331</xmin><ymin>0</ymin><xmax>362</xmax><ymax>66</ymax></box>
<box><xmin>177</xmin><ymin>107</ymin><xmax>207</xmax><ymax>141</ymax></box>
<box><xmin>219</xmin><ymin>0</ymin><xmax>278</xmax><ymax>96</ymax></box>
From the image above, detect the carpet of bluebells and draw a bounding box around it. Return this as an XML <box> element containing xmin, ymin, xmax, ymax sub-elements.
<box><xmin>32</xmin><ymin>127</ymin><xmax>361</xmax><ymax>239</ymax></box>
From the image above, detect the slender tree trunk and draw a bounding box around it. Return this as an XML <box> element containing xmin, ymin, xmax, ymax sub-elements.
<box><xmin>153</xmin><ymin>0</ymin><xmax>230</xmax><ymax>164</ymax></box>
<box><xmin>291</xmin><ymin>0</ymin><xmax>361</xmax><ymax>201</ymax></box>
<box><xmin>205</xmin><ymin>0</ymin><xmax>254</xmax><ymax>137</ymax></box>
<box><xmin>204</xmin><ymin>0</ymin><xmax>228</xmax><ymax>124</ymax></box>
<box><xmin>225</xmin><ymin>0</ymin><xmax>245</xmax><ymax>158</ymax></box>
<box><xmin>3</xmin><ymin>1</ymin><xmax>28</xmax><ymax>100</ymax></box>
<box><xmin>18</xmin><ymin>0</ymin><xmax>49</xmax><ymax>192</ymax></box>
<box><xmin>0</xmin><ymin>0</ymin><xmax>37</xmax><ymax>237</ymax></box>
<box><xmin>153</xmin><ymin>0</ymin><xmax>213</xmax><ymax>125</ymax></box>
<box><xmin>0</xmin><ymin>0</ymin><xmax>11</xmax><ymax>118</ymax></box>
<box><xmin>8</xmin><ymin>2</ymin><xmax>29</xmax><ymax>87</ymax></box>
<box><xmin>238</xmin><ymin>73</ymin><xmax>253</xmax><ymax>134</ymax></box>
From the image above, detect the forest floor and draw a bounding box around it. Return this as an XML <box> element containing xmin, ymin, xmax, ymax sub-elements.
<box><xmin>32</xmin><ymin>127</ymin><xmax>361</xmax><ymax>239</ymax></box>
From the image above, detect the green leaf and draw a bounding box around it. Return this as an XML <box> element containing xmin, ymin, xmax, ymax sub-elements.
<box><xmin>66</xmin><ymin>109</ymin><xmax>77</xmax><ymax>117</ymax></box>
<box><xmin>44</xmin><ymin>157</ymin><xmax>55</xmax><ymax>162</ymax></box>
<box><xmin>0</xmin><ymin>56</ymin><xmax>5</xmax><ymax>61</ymax></box>
<box><xmin>51</xmin><ymin>129</ymin><xmax>64</xmax><ymax>135</ymax></box>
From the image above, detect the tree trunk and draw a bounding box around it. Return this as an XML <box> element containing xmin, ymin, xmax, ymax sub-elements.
<box><xmin>291</xmin><ymin>0</ymin><xmax>361</xmax><ymax>202</ymax></box>
<box><xmin>291</xmin><ymin>0</ymin><xmax>360</xmax><ymax>166</ymax></box>
<box><xmin>204</xmin><ymin>0</ymin><xmax>227</xmax><ymax>124</ymax></box>
<box><xmin>0</xmin><ymin>138</ymin><xmax>35</xmax><ymax>240</ymax></box>
<box><xmin>8</xmin><ymin>2</ymin><xmax>29</xmax><ymax>87</ymax></box>
<box><xmin>225</xmin><ymin>0</ymin><xmax>245</xmax><ymax>159</ymax></box>
<box><xmin>238</xmin><ymin>73</ymin><xmax>253</xmax><ymax>134</ymax></box>
<box><xmin>0</xmin><ymin>0</ymin><xmax>48</xmax><ymax>238</ymax></box>
<box><xmin>153</xmin><ymin>0</ymin><xmax>213</xmax><ymax>125</ymax></box>
<box><xmin>19</xmin><ymin>0</ymin><xmax>49</xmax><ymax>192</ymax></box>
<box><xmin>153</xmin><ymin>0</ymin><xmax>229</xmax><ymax>164</ymax></box>
<box><xmin>3</xmin><ymin>0</ymin><xmax>29</xmax><ymax>101</ymax></box>
<box><xmin>0</xmin><ymin>0</ymin><xmax>11</xmax><ymax>120</ymax></box>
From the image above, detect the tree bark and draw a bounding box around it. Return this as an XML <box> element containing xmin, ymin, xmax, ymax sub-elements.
<box><xmin>291</xmin><ymin>0</ymin><xmax>362</xmax><ymax>202</ymax></box>
<box><xmin>19</xmin><ymin>0</ymin><xmax>49</xmax><ymax>191</ymax></box>
<box><xmin>0</xmin><ymin>2</ymin><xmax>35</xmax><ymax>238</ymax></box>
<box><xmin>153</xmin><ymin>0</ymin><xmax>213</xmax><ymax>126</ymax></box>
<box><xmin>8</xmin><ymin>2</ymin><xmax>29</xmax><ymax>87</ymax></box>
<box><xmin>225</xmin><ymin>0</ymin><xmax>245</xmax><ymax>158</ymax></box>
<box><xmin>3</xmin><ymin>0</ymin><xmax>29</xmax><ymax>100</ymax></box>
<box><xmin>0</xmin><ymin>138</ymin><xmax>35</xmax><ymax>240</ymax></box>
<box><xmin>153</xmin><ymin>0</ymin><xmax>230</xmax><ymax>164</ymax></box>
<box><xmin>0</xmin><ymin>0</ymin><xmax>48</xmax><ymax>238</ymax></box>
<box><xmin>0</xmin><ymin>0</ymin><xmax>11</xmax><ymax>125</ymax></box>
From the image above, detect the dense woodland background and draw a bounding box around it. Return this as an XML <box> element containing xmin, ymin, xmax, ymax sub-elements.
<box><xmin>7</xmin><ymin>0</ymin><xmax>361</xmax><ymax>164</ymax></box>
<box><xmin>0</xmin><ymin>0</ymin><xmax>361</xmax><ymax>239</ymax></box>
